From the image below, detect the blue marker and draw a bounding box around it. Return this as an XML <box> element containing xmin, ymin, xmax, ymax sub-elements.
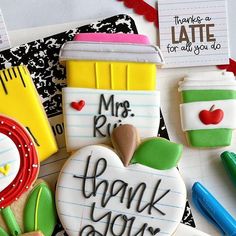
<box><xmin>192</xmin><ymin>182</ymin><xmax>236</xmax><ymax>236</ymax></box>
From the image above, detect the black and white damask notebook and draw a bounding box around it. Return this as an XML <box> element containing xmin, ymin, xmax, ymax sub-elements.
<box><xmin>0</xmin><ymin>14</ymin><xmax>195</xmax><ymax>234</ymax></box>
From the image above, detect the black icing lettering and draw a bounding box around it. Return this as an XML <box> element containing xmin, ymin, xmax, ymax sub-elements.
<box><xmin>99</xmin><ymin>94</ymin><xmax>114</xmax><ymax>115</ymax></box>
<box><xmin>127</xmin><ymin>183</ymin><xmax>146</xmax><ymax>212</ymax></box>
<box><xmin>74</xmin><ymin>154</ymin><xmax>170</xmax><ymax>234</ymax></box>
<box><xmin>102</xmin><ymin>180</ymin><xmax>128</xmax><ymax>207</ymax></box>
<box><xmin>93</xmin><ymin>115</ymin><xmax>107</xmax><ymax>137</ymax></box>
<box><xmin>133</xmin><ymin>223</ymin><xmax>148</xmax><ymax>236</ymax></box>
<box><xmin>139</xmin><ymin>179</ymin><xmax>170</xmax><ymax>216</ymax></box>
<box><xmin>121</xmin><ymin>101</ymin><xmax>131</xmax><ymax>118</ymax></box>
<box><xmin>80</xmin><ymin>225</ymin><xmax>103</xmax><ymax>236</ymax></box>
<box><xmin>107</xmin><ymin>123</ymin><xmax>111</xmax><ymax>137</ymax></box>
<box><xmin>90</xmin><ymin>202</ymin><xmax>111</xmax><ymax>235</ymax></box>
<box><xmin>110</xmin><ymin>214</ymin><xmax>127</xmax><ymax>236</ymax></box>
<box><xmin>74</xmin><ymin>154</ymin><xmax>107</xmax><ymax>199</ymax></box>
<box><xmin>115</xmin><ymin>102</ymin><xmax>123</xmax><ymax>117</ymax></box>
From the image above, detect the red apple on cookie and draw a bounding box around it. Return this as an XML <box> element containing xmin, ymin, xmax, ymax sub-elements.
<box><xmin>199</xmin><ymin>105</ymin><xmax>224</xmax><ymax>125</ymax></box>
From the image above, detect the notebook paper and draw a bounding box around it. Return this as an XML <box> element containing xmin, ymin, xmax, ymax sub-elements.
<box><xmin>158</xmin><ymin>0</ymin><xmax>230</xmax><ymax>68</ymax></box>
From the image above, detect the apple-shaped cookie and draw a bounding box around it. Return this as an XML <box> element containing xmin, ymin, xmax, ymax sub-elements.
<box><xmin>56</xmin><ymin>145</ymin><xmax>186</xmax><ymax>236</ymax></box>
<box><xmin>199</xmin><ymin>105</ymin><xmax>224</xmax><ymax>125</ymax></box>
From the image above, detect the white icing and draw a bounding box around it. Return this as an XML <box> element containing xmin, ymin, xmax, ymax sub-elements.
<box><xmin>63</xmin><ymin>88</ymin><xmax>160</xmax><ymax>152</ymax></box>
<box><xmin>0</xmin><ymin>133</ymin><xmax>20</xmax><ymax>192</ymax></box>
<box><xmin>173</xmin><ymin>224</ymin><xmax>210</xmax><ymax>236</ymax></box>
<box><xmin>178</xmin><ymin>71</ymin><xmax>236</xmax><ymax>91</ymax></box>
<box><xmin>59</xmin><ymin>41</ymin><xmax>164</xmax><ymax>65</ymax></box>
<box><xmin>56</xmin><ymin>145</ymin><xmax>186</xmax><ymax>236</ymax></box>
<box><xmin>180</xmin><ymin>100</ymin><xmax>236</xmax><ymax>131</ymax></box>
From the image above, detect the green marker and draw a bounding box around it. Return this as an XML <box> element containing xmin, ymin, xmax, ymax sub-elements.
<box><xmin>221</xmin><ymin>151</ymin><xmax>236</xmax><ymax>186</ymax></box>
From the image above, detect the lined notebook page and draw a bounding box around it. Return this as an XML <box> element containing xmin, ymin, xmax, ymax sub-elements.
<box><xmin>63</xmin><ymin>88</ymin><xmax>160</xmax><ymax>151</ymax></box>
<box><xmin>158</xmin><ymin>0</ymin><xmax>229</xmax><ymax>68</ymax></box>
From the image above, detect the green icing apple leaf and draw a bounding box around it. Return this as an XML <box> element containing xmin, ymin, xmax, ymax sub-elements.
<box><xmin>23</xmin><ymin>182</ymin><xmax>57</xmax><ymax>236</ymax></box>
<box><xmin>131</xmin><ymin>138</ymin><xmax>183</xmax><ymax>170</ymax></box>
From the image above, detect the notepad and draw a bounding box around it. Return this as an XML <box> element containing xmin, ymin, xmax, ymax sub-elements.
<box><xmin>63</xmin><ymin>88</ymin><xmax>160</xmax><ymax>151</ymax></box>
<box><xmin>158</xmin><ymin>0</ymin><xmax>230</xmax><ymax>68</ymax></box>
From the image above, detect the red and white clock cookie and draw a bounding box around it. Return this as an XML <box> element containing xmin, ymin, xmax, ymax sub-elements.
<box><xmin>0</xmin><ymin>115</ymin><xmax>39</xmax><ymax>209</ymax></box>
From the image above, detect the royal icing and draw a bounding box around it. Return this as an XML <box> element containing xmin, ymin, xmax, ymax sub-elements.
<box><xmin>0</xmin><ymin>66</ymin><xmax>58</xmax><ymax>162</ymax></box>
<box><xmin>0</xmin><ymin>133</ymin><xmax>20</xmax><ymax>192</ymax></box>
<box><xmin>131</xmin><ymin>138</ymin><xmax>183</xmax><ymax>170</ymax></box>
<box><xmin>180</xmin><ymin>100</ymin><xmax>236</xmax><ymax>131</ymax></box>
<box><xmin>60</xmin><ymin>33</ymin><xmax>163</xmax><ymax>90</ymax></box>
<box><xmin>178</xmin><ymin>71</ymin><xmax>236</xmax><ymax>91</ymax></box>
<box><xmin>56</xmin><ymin>145</ymin><xmax>186</xmax><ymax>236</ymax></box>
<box><xmin>179</xmin><ymin>72</ymin><xmax>236</xmax><ymax>147</ymax></box>
<box><xmin>1</xmin><ymin>205</ymin><xmax>22</xmax><ymax>235</ymax></box>
<box><xmin>0</xmin><ymin>115</ymin><xmax>39</xmax><ymax>209</ymax></box>
<box><xmin>73</xmin><ymin>33</ymin><xmax>151</xmax><ymax>44</ymax></box>
<box><xmin>22</xmin><ymin>232</ymin><xmax>44</xmax><ymax>236</ymax></box>
<box><xmin>111</xmin><ymin>125</ymin><xmax>139</xmax><ymax>167</ymax></box>
<box><xmin>24</xmin><ymin>181</ymin><xmax>57</xmax><ymax>236</ymax></box>
<box><xmin>59</xmin><ymin>40</ymin><xmax>164</xmax><ymax>64</ymax></box>
<box><xmin>63</xmin><ymin>88</ymin><xmax>160</xmax><ymax>151</ymax></box>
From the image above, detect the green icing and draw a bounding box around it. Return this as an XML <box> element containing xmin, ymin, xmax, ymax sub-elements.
<box><xmin>131</xmin><ymin>138</ymin><xmax>183</xmax><ymax>170</ymax></box>
<box><xmin>23</xmin><ymin>182</ymin><xmax>57</xmax><ymax>236</ymax></box>
<box><xmin>182</xmin><ymin>90</ymin><xmax>236</xmax><ymax>103</ymax></box>
<box><xmin>0</xmin><ymin>207</ymin><xmax>21</xmax><ymax>236</ymax></box>
<box><xmin>221</xmin><ymin>151</ymin><xmax>236</xmax><ymax>186</ymax></box>
<box><xmin>182</xmin><ymin>90</ymin><xmax>235</xmax><ymax>147</ymax></box>
<box><xmin>187</xmin><ymin>129</ymin><xmax>232</xmax><ymax>147</ymax></box>
<box><xmin>0</xmin><ymin>227</ymin><xmax>9</xmax><ymax>236</ymax></box>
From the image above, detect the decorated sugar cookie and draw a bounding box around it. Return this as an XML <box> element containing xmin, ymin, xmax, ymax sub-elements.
<box><xmin>0</xmin><ymin>180</ymin><xmax>57</xmax><ymax>236</ymax></box>
<box><xmin>0</xmin><ymin>115</ymin><xmax>56</xmax><ymax>236</ymax></box>
<box><xmin>0</xmin><ymin>66</ymin><xmax>58</xmax><ymax>162</ymax></box>
<box><xmin>60</xmin><ymin>33</ymin><xmax>164</xmax><ymax>151</ymax></box>
<box><xmin>59</xmin><ymin>33</ymin><xmax>164</xmax><ymax>90</ymax></box>
<box><xmin>63</xmin><ymin>88</ymin><xmax>160</xmax><ymax>151</ymax></box>
<box><xmin>0</xmin><ymin>115</ymin><xmax>39</xmax><ymax>209</ymax></box>
<box><xmin>179</xmin><ymin>71</ymin><xmax>236</xmax><ymax>148</ymax></box>
<box><xmin>56</xmin><ymin>125</ymin><xmax>185</xmax><ymax>236</ymax></box>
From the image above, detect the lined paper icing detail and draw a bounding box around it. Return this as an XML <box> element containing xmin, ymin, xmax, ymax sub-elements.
<box><xmin>158</xmin><ymin>0</ymin><xmax>229</xmax><ymax>68</ymax></box>
<box><xmin>63</xmin><ymin>88</ymin><xmax>160</xmax><ymax>151</ymax></box>
<box><xmin>56</xmin><ymin>145</ymin><xmax>186</xmax><ymax>236</ymax></box>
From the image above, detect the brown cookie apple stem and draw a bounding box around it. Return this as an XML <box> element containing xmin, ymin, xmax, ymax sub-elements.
<box><xmin>209</xmin><ymin>105</ymin><xmax>215</xmax><ymax>111</ymax></box>
<box><xmin>0</xmin><ymin>206</ymin><xmax>21</xmax><ymax>236</ymax></box>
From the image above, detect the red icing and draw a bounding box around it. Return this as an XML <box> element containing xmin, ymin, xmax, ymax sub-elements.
<box><xmin>199</xmin><ymin>106</ymin><xmax>224</xmax><ymax>125</ymax></box>
<box><xmin>117</xmin><ymin>0</ymin><xmax>159</xmax><ymax>27</ymax></box>
<box><xmin>217</xmin><ymin>58</ymin><xmax>236</xmax><ymax>76</ymax></box>
<box><xmin>0</xmin><ymin>115</ymin><xmax>39</xmax><ymax>209</ymax></box>
<box><xmin>71</xmin><ymin>100</ymin><xmax>85</xmax><ymax>111</ymax></box>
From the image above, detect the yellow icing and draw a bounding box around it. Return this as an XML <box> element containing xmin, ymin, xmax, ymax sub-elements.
<box><xmin>0</xmin><ymin>164</ymin><xmax>10</xmax><ymax>176</ymax></box>
<box><xmin>0</xmin><ymin>66</ymin><xmax>58</xmax><ymax>162</ymax></box>
<box><xmin>66</xmin><ymin>61</ymin><xmax>157</xmax><ymax>90</ymax></box>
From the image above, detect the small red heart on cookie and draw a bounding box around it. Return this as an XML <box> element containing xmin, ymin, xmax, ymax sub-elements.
<box><xmin>71</xmin><ymin>100</ymin><xmax>85</xmax><ymax>111</ymax></box>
